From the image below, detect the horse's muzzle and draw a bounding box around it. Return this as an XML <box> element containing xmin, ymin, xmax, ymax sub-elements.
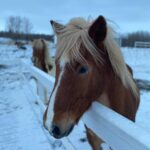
<box><xmin>50</xmin><ymin>124</ymin><xmax>74</xmax><ymax>139</ymax></box>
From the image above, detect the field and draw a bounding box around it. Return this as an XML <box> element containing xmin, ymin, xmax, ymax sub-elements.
<box><xmin>0</xmin><ymin>40</ymin><xmax>150</xmax><ymax>150</ymax></box>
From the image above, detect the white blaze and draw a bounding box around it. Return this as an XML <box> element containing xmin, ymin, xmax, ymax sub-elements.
<box><xmin>45</xmin><ymin>70</ymin><xmax>64</xmax><ymax>131</ymax></box>
<box><xmin>45</xmin><ymin>56</ymin><xmax>69</xmax><ymax>132</ymax></box>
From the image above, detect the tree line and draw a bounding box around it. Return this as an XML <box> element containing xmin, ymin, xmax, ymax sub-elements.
<box><xmin>0</xmin><ymin>31</ymin><xmax>54</xmax><ymax>42</ymax></box>
<box><xmin>0</xmin><ymin>16</ymin><xmax>54</xmax><ymax>42</ymax></box>
<box><xmin>1</xmin><ymin>16</ymin><xmax>150</xmax><ymax>46</ymax></box>
<box><xmin>121</xmin><ymin>31</ymin><xmax>150</xmax><ymax>47</ymax></box>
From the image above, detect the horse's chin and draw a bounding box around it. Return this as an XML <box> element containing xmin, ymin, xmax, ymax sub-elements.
<box><xmin>51</xmin><ymin>133</ymin><xmax>64</xmax><ymax>139</ymax></box>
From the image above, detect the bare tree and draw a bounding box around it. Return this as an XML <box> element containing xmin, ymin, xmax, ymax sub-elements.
<box><xmin>22</xmin><ymin>17</ymin><xmax>33</xmax><ymax>34</ymax></box>
<box><xmin>14</xmin><ymin>16</ymin><xmax>22</xmax><ymax>33</ymax></box>
<box><xmin>6</xmin><ymin>16</ymin><xmax>33</xmax><ymax>34</ymax></box>
<box><xmin>6</xmin><ymin>16</ymin><xmax>16</xmax><ymax>33</ymax></box>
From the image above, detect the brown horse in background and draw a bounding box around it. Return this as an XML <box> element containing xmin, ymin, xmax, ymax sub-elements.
<box><xmin>32</xmin><ymin>39</ymin><xmax>53</xmax><ymax>74</ymax></box>
<box><xmin>43</xmin><ymin>16</ymin><xmax>140</xmax><ymax>150</ymax></box>
<box><xmin>32</xmin><ymin>39</ymin><xmax>53</xmax><ymax>105</ymax></box>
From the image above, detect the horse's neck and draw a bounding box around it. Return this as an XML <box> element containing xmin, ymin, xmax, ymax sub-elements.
<box><xmin>96</xmin><ymin>93</ymin><xmax>110</xmax><ymax>108</ymax></box>
<box><xmin>95</xmin><ymin>72</ymin><xmax>135</xmax><ymax>118</ymax></box>
<box><xmin>96</xmin><ymin>70</ymin><xmax>123</xmax><ymax>109</ymax></box>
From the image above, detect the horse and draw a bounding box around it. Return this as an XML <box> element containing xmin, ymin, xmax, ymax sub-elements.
<box><xmin>32</xmin><ymin>39</ymin><xmax>53</xmax><ymax>105</ymax></box>
<box><xmin>32</xmin><ymin>38</ymin><xmax>53</xmax><ymax>74</ymax></box>
<box><xmin>43</xmin><ymin>16</ymin><xmax>140</xmax><ymax>150</ymax></box>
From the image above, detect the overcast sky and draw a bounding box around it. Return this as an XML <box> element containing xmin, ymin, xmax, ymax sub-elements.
<box><xmin>0</xmin><ymin>0</ymin><xmax>150</xmax><ymax>35</ymax></box>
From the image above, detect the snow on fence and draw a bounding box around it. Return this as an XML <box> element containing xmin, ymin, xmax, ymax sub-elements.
<box><xmin>134</xmin><ymin>41</ymin><xmax>150</xmax><ymax>48</ymax></box>
<box><xmin>26</xmin><ymin>64</ymin><xmax>150</xmax><ymax>150</ymax></box>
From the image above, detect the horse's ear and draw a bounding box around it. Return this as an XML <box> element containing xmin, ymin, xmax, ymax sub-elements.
<box><xmin>50</xmin><ymin>20</ymin><xmax>65</xmax><ymax>35</ymax></box>
<box><xmin>88</xmin><ymin>16</ymin><xmax>107</xmax><ymax>45</ymax></box>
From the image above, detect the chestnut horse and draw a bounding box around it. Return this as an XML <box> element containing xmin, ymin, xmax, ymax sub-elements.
<box><xmin>32</xmin><ymin>39</ymin><xmax>53</xmax><ymax>74</ymax></box>
<box><xmin>43</xmin><ymin>16</ymin><xmax>140</xmax><ymax>150</ymax></box>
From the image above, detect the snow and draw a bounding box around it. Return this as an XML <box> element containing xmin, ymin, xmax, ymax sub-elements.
<box><xmin>136</xmin><ymin>91</ymin><xmax>150</xmax><ymax>132</ymax></box>
<box><xmin>0</xmin><ymin>45</ymin><xmax>65</xmax><ymax>150</ymax></box>
<box><xmin>0</xmin><ymin>41</ymin><xmax>150</xmax><ymax>150</ymax></box>
<box><xmin>0</xmin><ymin>64</ymin><xmax>52</xmax><ymax>150</ymax></box>
<box><xmin>121</xmin><ymin>47</ymin><xmax>150</xmax><ymax>131</ymax></box>
<box><xmin>122</xmin><ymin>47</ymin><xmax>150</xmax><ymax>80</ymax></box>
<box><xmin>0</xmin><ymin>38</ymin><xmax>13</xmax><ymax>44</ymax></box>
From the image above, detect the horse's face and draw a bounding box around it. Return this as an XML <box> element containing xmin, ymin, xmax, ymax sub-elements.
<box><xmin>44</xmin><ymin>55</ymin><xmax>105</xmax><ymax>139</ymax></box>
<box><xmin>43</xmin><ymin>16</ymin><xmax>107</xmax><ymax>139</ymax></box>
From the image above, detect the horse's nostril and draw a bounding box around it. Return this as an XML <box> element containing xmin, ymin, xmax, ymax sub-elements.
<box><xmin>52</xmin><ymin>125</ymin><xmax>61</xmax><ymax>136</ymax></box>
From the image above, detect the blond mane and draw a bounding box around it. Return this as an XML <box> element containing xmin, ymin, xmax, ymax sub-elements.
<box><xmin>53</xmin><ymin>18</ymin><xmax>138</xmax><ymax>97</ymax></box>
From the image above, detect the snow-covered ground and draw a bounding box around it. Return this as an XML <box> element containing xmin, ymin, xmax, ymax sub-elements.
<box><xmin>0</xmin><ymin>38</ymin><xmax>13</xmax><ymax>45</ymax></box>
<box><xmin>0</xmin><ymin>42</ymin><xmax>150</xmax><ymax>150</ymax></box>
<box><xmin>0</xmin><ymin>64</ymin><xmax>53</xmax><ymax>150</ymax></box>
<box><xmin>122</xmin><ymin>47</ymin><xmax>150</xmax><ymax>133</ymax></box>
<box><xmin>122</xmin><ymin>47</ymin><xmax>150</xmax><ymax>81</ymax></box>
<box><xmin>0</xmin><ymin>44</ymin><xmax>90</xmax><ymax>150</ymax></box>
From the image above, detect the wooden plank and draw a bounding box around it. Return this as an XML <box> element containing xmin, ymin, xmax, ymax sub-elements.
<box><xmin>82</xmin><ymin>102</ymin><xmax>150</xmax><ymax>150</ymax></box>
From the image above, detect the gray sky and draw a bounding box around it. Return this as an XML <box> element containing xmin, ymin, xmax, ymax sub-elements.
<box><xmin>0</xmin><ymin>0</ymin><xmax>150</xmax><ymax>34</ymax></box>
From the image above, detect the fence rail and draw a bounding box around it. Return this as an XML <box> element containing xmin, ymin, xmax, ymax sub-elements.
<box><xmin>83</xmin><ymin>103</ymin><xmax>150</xmax><ymax>150</ymax></box>
<box><xmin>24</xmin><ymin>63</ymin><xmax>150</xmax><ymax>150</ymax></box>
<box><xmin>134</xmin><ymin>41</ymin><xmax>150</xmax><ymax>48</ymax></box>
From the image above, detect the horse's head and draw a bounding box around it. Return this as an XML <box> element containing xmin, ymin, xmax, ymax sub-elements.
<box><xmin>43</xmin><ymin>16</ymin><xmax>112</xmax><ymax>138</ymax></box>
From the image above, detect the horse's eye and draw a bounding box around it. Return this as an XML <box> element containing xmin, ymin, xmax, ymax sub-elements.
<box><xmin>78</xmin><ymin>66</ymin><xmax>88</xmax><ymax>74</ymax></box>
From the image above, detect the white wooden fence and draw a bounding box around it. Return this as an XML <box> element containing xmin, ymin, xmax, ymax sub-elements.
<box><xmin>26</xmin><ymin>64</ymin><xmax>150</xmax><ymax>150</ymax></box>
<box><xmin>134</xmin><ymin>41</ymin><xmax>150</xmax><ymax>48</ymax></box>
